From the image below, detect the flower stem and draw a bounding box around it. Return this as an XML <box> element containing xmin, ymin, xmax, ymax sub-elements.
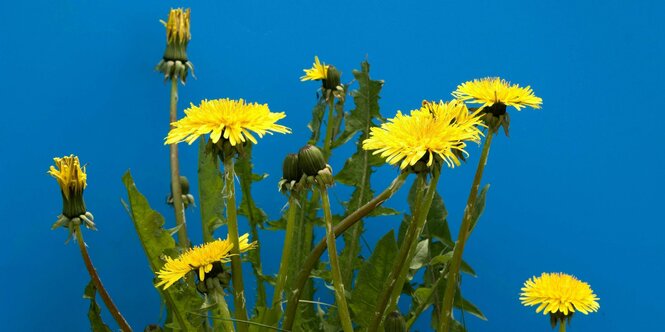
<box><xmin>272</xmin><ymin>193</ymin><xmax>299</xmax><ymax>308</ymax></box>
<box><xmin>282</xmin><ymin>173</ymin><xmax>409</xmax><ymax>331</ymax></box>
<box><xmin>223</xmin><ymin>156</ymin><xmax>249</xmax><ymax>332</ymax></box>
<box><xmin>169</xmin><ymin>76</ymin><xmax>191</xmax><ymax>249</ymax></box>
<box><xmin>319</xmin><ymin>184</ymin><xmax>354</xmax><ymax>332</ymax></box>
<box><xmin>75</xmin><ymin>226</ymin><xmax>133</xmax><ymax>332</ymax></box>
<box><xmin>405</xmin><ymin>264</ymin><xmax>449</xmax><ymax>328</ymax></box>
<box><xmin>559</xmin><ymin>322</ymin><xmax>566</xmax><ymax>332</ymax></box>
<box><xmin>438</xmin><ymin>130</ymin><xmax>495</xmax><ymax>332</ymax></box>
<box><xmin>322</xmin><ymin>96</ymin><xmax>336</xmax><ymax>159</ymax></box>
<box><xmin>211</xmin><ymin>280</ymin><xmax>236</xmax><ymax>332</ymax></box>
<box><xmin>367</xmin><ymin>169</ymin><xmax>441</xmax><ymax>332</ymax></box>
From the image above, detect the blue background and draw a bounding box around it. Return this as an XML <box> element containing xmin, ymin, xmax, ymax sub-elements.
<box><xmin>1</xmin><ymin>0</ymin><xmax>663</xmax><ymax>331</ymax></box>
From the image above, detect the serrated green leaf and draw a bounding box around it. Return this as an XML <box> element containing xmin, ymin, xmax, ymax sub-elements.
<box><xmin>122</xmin><ymin>171</ymin><xmax>205</xmax><ymax>331</ymax></box>
<box><xmin>367</xmin><ymin>205</ymin><xmax>400</xmax><ymax>217</ymax></box>
<box><xmin>83</xmin><ymin>281</ymin><xmax>112</xmax><ymax>332</ymax></box>
<box><xmin>454</xmin><ymin>292</ymin><xmax>487</xmax><ymax>321</ymax></box>
<box><xmin>409</xmin><ymin>239</ymin><xmax>430</xmax><ymax>270</ymax></box>
<box><xmin>349</xmin><ymin>230</ymin><xmax>398</xmax><ymax>328</ymax></box>
<box><xmin>412</xmin><ymin>287</ymin><xmax>433</xmax><ymax>306</ymax></box>
<box><xmin>198</xmin><ymin>138</ymin><xmax>225</xmax><ymax>242</ymax></box>
<box><xmin>469</xmin><ymin>184</ymin><xmax>490</xmax><ymax>233</ymax></box>
<box><xmin>429</xmin><ymin>252</ymin><xmax>454</xmax><ymax>266</ymax></box>
<box><xmin>307</xmin><ymin>102</ymin><xmax>326</xmax><ymax>145</ymax></box>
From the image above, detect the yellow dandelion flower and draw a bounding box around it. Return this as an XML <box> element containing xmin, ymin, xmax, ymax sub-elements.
<box><xmin>300</xmin><ymin>56</ymin><xmax>329</xmax><ymax>81</ymax></box>
<box><xmin>48</xmin><ymin>155</ymin><xmax>87</xmax><ymax>201</ymax></box>
<box><xmin>165</xmin><ymin>98</ymin><xmax>291</xmax><ymax>146</ymax></box>
<box><xmin>163</xmin><ymin>8</ymin><xmax>191</xmax><ymax>45</ymax></box>
<box><xmin>156</xmin><ymin>234</ymin><xmax>257</xmax><ymax>290</ymax></box>
<box><xmin>453</xmin><ymin>77</ymin><xmax>542</xmax><ymax>111</ymax></box>
<box><xmin>520</xmin><ymin>272</ymin><xmax>600</xmax><ymax>316</ymax></box>
<box><xmin>362</xmin><ymin>100</ymin><xmax>484</xmax><ymax>169</ymax></box>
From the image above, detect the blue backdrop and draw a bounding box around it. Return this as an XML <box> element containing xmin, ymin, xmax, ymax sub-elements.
<box><xmin>1</xmin><ymin>0</ymin><xmax>663</xmax><ymax>331</ymax></box>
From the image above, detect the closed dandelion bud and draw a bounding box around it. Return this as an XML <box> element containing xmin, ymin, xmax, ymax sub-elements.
<box><xmin>282</xmin><ymin>153</ymin><xmax>302</xmax><ymax>182</ymax></box>
<box><xmin>167</xmin><ymin>175</ymin><xmax>196</xmax><ymax>208</ymax></box>
<box><xmin>156</xmin><ymin>8</ymin><xmax>194</xmax><ymax>83</ymax></box>
<box><xmin>384</xmin><ymin>311</ymin><xmax>407</xmax><ymax>332</ymax></box>
<box><xmin>298</xmin><ymin>145</ymin><xmax>326</xmax><ymax>176</ymax></box>
<box><xmin>323</xmin><ymin>65</ymin><xmax>341</xmax><ymax>91</ymax></box>
<box><xmin>48</xmin><ymin>155</ymin><xmax>96</xmax><ymax>237</ymax></box>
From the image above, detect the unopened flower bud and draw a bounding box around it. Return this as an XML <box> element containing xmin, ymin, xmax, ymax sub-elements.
<box><xmin>156</xmin><ymin>8</ymin><xmax>194</xmax><ymax>83</ymax></box>
<box><xmin>384</xmin><ymin>311</ymin><xmax>407</xmax><ymax>332</ymax></box>
<box><xmin>298</xmin><ymin>145</ymin><xmax>327</xmax><ymax>176</ymax></box>
<box><xmin>282</xmin><ymin>153</ymin><xmax>302</xmax><ymax>182</ymax></box>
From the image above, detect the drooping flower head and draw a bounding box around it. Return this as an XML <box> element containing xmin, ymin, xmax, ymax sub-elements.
<box><xmin>363</xmin><ymin>100</ymin><xmax>484</xmax><ymax>170</ymax></box>
<box><xmin>453</xmin><ymin>77</ymin><xmax>542</xmax><ymax>111</ymax></box>
<box><xmin>165</xmin><ymin>98</ymin><xmax>291</xmax><ymax>147</ymax></box>
<box><xmin>156</xmin><ymin>8</ymin><xmax>194</xmax><ymax>82</ymax></box>
<box><xmin>48</xmin><ymin>155</ymin><xmax>95</xmax><ymax>234</ymax></box>
<box><xmin>520</xmin><ymin>272</ymin><xmax>599</xmax><ymax>328</ymax></box>
<box><xmin>156</xmin><ymin>234</ymin><xmax>256</xmax><ymax>290</ymax></box>
<box><xmin>300</xmin><ymin>56</ymin><xmax>329</xmax><ymax>81</ymax></box>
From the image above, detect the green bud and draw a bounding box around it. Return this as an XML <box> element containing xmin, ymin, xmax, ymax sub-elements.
<box><xmin>179</xmin><ymin>176</ymin><xmax>190</xmax><ymax>194</ymax></box>
<box><xmin>323</xmin><ymin>65</ymin><xmax>341</xmax><ymax>90</ymax></box>
<box><xmin>282</xmin><ymin>153</ymin><xmax>302</xmax><ymax>182</ymax></box>
<box><xmin>384</xmin><ymin>311</ymin><xmax>407</xmax><ymax>332</ymax></box>
<box><xmin>298</xmin><ymin>145</ymin><xmax>327</xmax><ymax>176</ymax></box>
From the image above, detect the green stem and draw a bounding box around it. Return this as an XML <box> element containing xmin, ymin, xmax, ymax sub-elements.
<box><xmin>283</xmin><ymin>173</ymin><xmax>409</xmax><ymax>331</ymax></box>
<box><xmin>439</xmin><ymin>130</ymin><xmax>495</xmax><ymax>332</ymax></box>
<box><xmin>169</xmin><ymin>76</ymin><xmax>191</xmax><ymax>249</ymax></box>
<box><xmin>211</xmin><ymin>281</ymin><xmax>236</xmax><ymax>332</ymax></box>
<box><xmin>559</xmin><ymin>322</ymin><xmax>566</xmax><ymax>332</ymax></box>
<box><xmin>320</xmin><ymin>185</ymin><xmax>354</xmax><ymax>332</ymax></box>
<box><xmin>272</xmin><ymin>193</ymin><xmax>299</xmax><ymax>308</ymax></box>
<box><xmin>322</xmin><ymin>97</ymin><xmax>336</xmax><ymax>159</ymax></box>
<box><xmin>368</xmin><ymin>168</ymin><xmax>441</xmax><ymax>332</ymax></box>
<box><xmin>75</xmin><ymin>226</ymin><xmax>133</xmax><ymax>332</ymax></box>
<box><xmin>223</xmin><ymin>156</ymin><xmax>249</xmax><ymax>332</ymax></box>
<box><xmin>405</xmin><ymin>264</ymin><xmax>449</xmax><ymax>328</ymax></box>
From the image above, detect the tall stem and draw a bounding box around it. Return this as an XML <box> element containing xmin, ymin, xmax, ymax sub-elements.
<box><xmin>559</xmin><ymin>322</ymin><xmax>566</xmax><ymax>332</ymax></box>
<box><xmin>439</xmin><ymin>130</ymin><xmax>495</xmax><ymax>332</ymax></box>
<box><xmin>322</xmin><ymin>97</ymin><xmax>336</xmax><ymax>159</ymax></box>
<box><xmin>211</xmin><ymin>281</ymin><xmax>236</xmax><ymax>332</ymax></box>
<box><xmin>169</xmin><ymin>77</ymin><xmax>190</xmax><ymax>249</ymax></box>
<box><xmin>75</xmin><ymin>226</ymin><xmax>133</xmax><ymax>332</ymax></box>
<box><xmin>368</xmin><ymin>168</ymin><xmax>441</xmax><ymax>332</ymax></box>
<box><xmin>320</xmin><ymin>185</ymin><xmax>354</xmax><ymax>332</ymax></box>
<box><xmin>283</xmin><ymin>173</ymin><xmax>409</xmax><ymax>331</ymax></box>
<box><xmin>223</xmin><ymin>156</ymin><xmax>249</xmax><ymax>332</ymax></box>
<box><xmin>272</xmin><ymin>193</ymin><xmax>299</xmax><ymax>308</ymax></box>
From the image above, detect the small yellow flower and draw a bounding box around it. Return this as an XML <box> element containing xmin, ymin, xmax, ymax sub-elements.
<box><xmin>163</xmin><ymin>8</ymin><xmax>191</xmax><ymax>45</ymax></box>
<box><xmin>300</xmin><ymin>56</ymin><xmax>329</xmax><ymax>81</ymax></box>
<box><xmin>156</xmin><ymin>234</ymin><xmax>257</xmax><ymax>290</ymax></box>
<box><xmin>453</xmin><ymin>77</ymin><xmax>542</xmax><ymax>111</ymax></box>
<box><xmin>520</xmin><ymin>272</ymin><xmax>600</xmax><ymax>316</ymax></box>
<box><xmin>165</xmin><ymin>98</ymin><xmax>291</xmax><ymax>146</ymax></box>
<box><xmin>362</xmin><ymin>100</ymin><xmax>484</xmax><ymax>169</ymax></box>
<box><xmin>48</xmin><ymin>155</ymin><xmax>87</xmax><ymax>200</ymax></box>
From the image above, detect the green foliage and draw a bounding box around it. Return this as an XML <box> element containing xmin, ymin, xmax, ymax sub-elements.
<box><xmin>307</xmin><ymin>102</ymin><xmax>326</xmax><ymax>145</ymax></box>
<box><xmin>198</xmin><ymin>138</ymin><xmax>225</xmax><ymax>242</ymax></box>
<box><xmin>236</xmin><ymin>144</ymin><xmax>270</xmax><ymax>307</ymax></box>
<box><xmin>349</xmin><ymin>230</ymin><xmax>398</xmax><ymax>328</ymax></box>
<box><xmin>121</xmin><ymin>171</ymin><xmax>205</xmax><ymax>331</ymax></box>
<box><xmin>336</xmin><ymin>60</ymin><xmax>385</xmax><ymax>289</ymax></box>
<box><xmin>83</xmin><ymin>281</ymin><xmax>112</xmax><ymax>332</ymax></box>
<box><xmin>469</xmin><ymin>184</ymin><xmax>490</xmax><ymax>233</ymax></box>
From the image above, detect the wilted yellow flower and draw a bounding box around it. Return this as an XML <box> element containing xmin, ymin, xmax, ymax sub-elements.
<box><xmin>520</xmin><ymin>272</ymin><xmax>600</xmax><ymax>316</ymax></box>
<box><xmin>48</xmin><ymin>155</ymin><xmax>87</xmax><ymax>200</ymax></box>
<box><xmin>453</xmin><ymin>77</ymin><xmax>542</xmax><ymax>111</ymax></box>
<box><xmin>163</xmin><ymin>8</ymin><xmax>191</xmax><ymax>45</ymax></box>
<box><xmin>362</xmin><ymin>100</ymin><xmax>484</xmax><ymax>169</ymax></box>
<box><xmin>156</xmin><ymin>234</ymin><xmax>257</xmax><ymax>290</ymax></box>
<box><xmin>300</xmin><ymin>56</ymin><xmax>329</xmax><ymax>81</ymax></box>
<box><xmin>165</xmin><ymin>98</ymin><xmax>291</xmax><ymax>146</ymax></box>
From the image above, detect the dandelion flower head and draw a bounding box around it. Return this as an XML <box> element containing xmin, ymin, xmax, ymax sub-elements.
<box><xmin>165</xmin><ymin>98</ymin><xmax>291</xmax><ymax>146</ymax></box>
